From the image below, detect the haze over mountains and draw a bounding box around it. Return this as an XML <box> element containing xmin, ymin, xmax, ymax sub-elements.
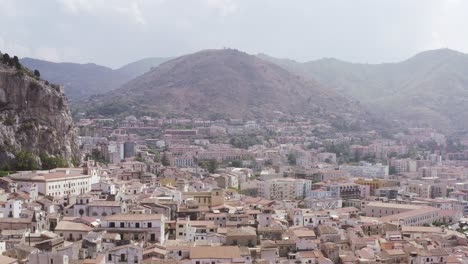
<box><xmin>87</xmin><ymin>49</ymin><xmax>370</xmax><ymax>127</ymax></box>
<box><xmin>21</xmin><ymin>48</ymin><xmax>468</xmax><ymax>133</ymax></box>
<box><xmin>20</xmin><ymin>57</ymin><xmax>171</xmax><ymax>100</ymax></box>
<box><xmin>260</xmin><ymin>48</ymin><xmax>468</xmax><ymax>132</ymax></box>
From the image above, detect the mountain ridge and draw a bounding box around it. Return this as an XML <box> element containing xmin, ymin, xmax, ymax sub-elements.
<box><xmin>260</xmin><ymin>48</ymin><xmax>468</xmax><ymax>133</ymax></box>
<box><xmin>86</xmin><ymin>49</ymin><xmax>374</xmax><ymax>130</ymax></box>
<box><xmin>20</xmin><ymin>56</ymin><xmax>171</xmax><ymax>101</ymax></box>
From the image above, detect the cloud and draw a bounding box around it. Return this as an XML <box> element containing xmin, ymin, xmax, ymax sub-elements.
<box><xmin>0</xmin><ymin>37</ymin><xmax>32</xmax><ymax>57</ymax></box>
<box><xmin>57</xmin><ymin>0</ymin><xmax>146</xmax><ymax>25</ymax></box>
<box><xmin>204</xmin><ymin>0</ymin><xmax>238</xmax><ymax>16</ymax></box>
<box><xmin>56</xmin><ymin>0</ymin><xmax>101</xmax><ymax>13</ymax></box>
<box><xmin>35</xmin><ymin>47</ymin><xmax>62</xmax><ymax>62</ymax></box>
<box><xmin>114</xmin><ymin>1</ymin><xmax>146</xmax><ymax>25</ymax></box>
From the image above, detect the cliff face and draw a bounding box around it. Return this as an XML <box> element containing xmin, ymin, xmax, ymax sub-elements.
<box><xmin>0</xmin><ymin>64</ymin><xmax>78</xmax><ymax>167</ymax></box>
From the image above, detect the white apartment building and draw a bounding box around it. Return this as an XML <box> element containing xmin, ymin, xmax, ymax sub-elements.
<box><xmin>257</xmin><ymin>178</ymin><xmax>312</xmax><ymax>200</ymax></box>
<box><xmin>340</xmin><ymin>162</ymin><xmax>389</xmax><ymax>178</ymax></box>
<box><xmin>175</xmin><ymin>219</ymin><xmax>217</xmax><ymax>242</ymax></box>
<box><xmin>0</xmin><ymin>199</ymin><xmax>23</xmax><ymax>218</ymax></box>
<box><xmin>8</xmin><ymin>168</ymin><xmax>99</xmax><ymax>197</ymax></box>
<box><xmin>100</xmin><ymin>213</ymin><xmax>165</xmax><ymax>243</ymax></box>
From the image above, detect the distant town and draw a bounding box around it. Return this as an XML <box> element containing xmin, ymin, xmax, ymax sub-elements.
<box><xmin>1</xmin><ymin>114</ymin><xmax>468</xmax><ymax>264</ymax></box>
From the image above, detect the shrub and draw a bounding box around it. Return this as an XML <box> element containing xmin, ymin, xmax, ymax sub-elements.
<box><xmin>14</xmin><ymin>150</ymin><xmax>40</xmax><ymax>170</ymax></box>
<box><xmin>3</xmin><ymin>115</ymin><xmax>15</xmax><ymax>126</ymax></box>
<box><xmin>40</xmin><ymin>154</ymin><xmax>68</xmax><ymax>170</ymax></box>
<box><xmin>29</xmin><ymin>81</ymin><xmax>41</xmax><ymax>90</ymax></box>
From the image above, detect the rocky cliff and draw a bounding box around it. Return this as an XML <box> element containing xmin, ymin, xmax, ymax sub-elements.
<box><xmin>0</xmin><ymin>62</ymin><xmax>78</xmax><ymax>169</ymax></box>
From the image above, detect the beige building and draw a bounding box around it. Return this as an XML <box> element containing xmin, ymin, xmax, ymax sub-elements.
<box><xmin>182</xmin><ymin>190</ymin><xmax>224</xmax><ymax>207</ymax></box>
<box><xmin>365</xmin><ymin>202</ymin><xmax>422</xmax><ymax>217</ymax></box>
<box><xmin>9</xmin><ymin>168</ymin><xmax>99</xmax><ymax>197</ymax></box>
<box><xmin>55</xmin><ymin>220</ymin><xmax>93</xmax><ymax>241</ymax></box>
<box><xmin>99</xmin><ymin>213</ymin><xmax>165</xmax><ymax>243</ymax></box>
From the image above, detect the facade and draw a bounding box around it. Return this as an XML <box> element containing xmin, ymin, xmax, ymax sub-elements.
<box><xmin>257</xmin><ymin>178</ymin><xmax>312</xmax><ymax>200</ymax></box>
<box><xmin>99</xmin><ymin>213</ymin><xmax>165</xmax><ymax>243</ymax></box>
<box><xmin>340</xmin><ymin>162</ymin><xmax>389</xmax><ymax>178</ymax></box>
<box><xmin>9</xmin><ymin>168</ymin><xmax>99</xmax><ymax>197</ymax></box>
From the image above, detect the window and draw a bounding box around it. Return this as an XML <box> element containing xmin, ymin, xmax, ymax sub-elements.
<box><xmin>120</xmin><ymin>254</ymin><xmax>126</xmax><ymax>261</ymax></box>
<box><xmin>148</xmin><ymin>222</ymin><xmax>152</xmax><ymax>228</ymax></box>
<box><xmin>108</xmin><ymin>254</ymin><xmax>112</xmax><ymax>261</ymax></box>
<box><xmin>136</xmin><ymin>223</ymin><xmax>140</xmax><ymax>228</ymax></box>
<box><xmin>120</xmin><ymin>222</ymin><xmax>125</xmax><ymax>228</ymax></box>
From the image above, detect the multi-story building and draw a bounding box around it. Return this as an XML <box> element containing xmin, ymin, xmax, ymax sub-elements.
<box><xmin>365</xmin><ymin>202</ymin><xmax>423</xmax><ymax>218</ymax></box>
<box><xmin>340</xmin><ymin>162</ymin><xmax>389</xmax><ymax>179</ymax></box>
<box><xmin>354</xmin><ymin>178</ymin><xmax>398</xmax><ymax>196</ymax></box>
<box><xmin>324</xmin><ymin>183</ymin><xmax>361</xmax><ymax>200</ymax></box>
<box><xmin>8</xmin><ymin>168</ymin><xmax>99</xmax><ymax>197</ymax></box>
<box><xmin>99</xmin><ymin>213</ymin><xmax>165</xmax><ymax>243</ymax></box>
<box><xmin>257</xmin><ymin>178</ymin><xmax>312</xmax><ymax>200</ymax></box>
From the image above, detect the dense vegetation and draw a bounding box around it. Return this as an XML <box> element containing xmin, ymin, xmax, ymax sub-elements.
<box><xmin>229</xmin><ymin>134</ymin><xmax>262</xmax><ymax>149</ymax></box>
<box><xmin>198</xmin><ymin>159</ymin><xmax>218</xmax><ymax>173</ymax></box>
<box><xmin>0</xmin><ymin>150</ymin><xmax>69</xmax><ymax>171</ymax></box>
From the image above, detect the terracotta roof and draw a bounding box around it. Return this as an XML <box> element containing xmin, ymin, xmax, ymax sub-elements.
<box><xmin>189</xmin><ymin>246</ymin><xmax>241</xmax><ymax>259</ymax></box>
<box><xmin>293</xmin><ymin>229</ymin><xmax>317</xmax><ymax>238</ymax></box>
<box><xmin>0</xmin><ymin>255</ymin><xmax>18</xmax><ymax>264</ymax></box>
<box><xmin>401</xmin><ymin>226</ymin><xmax>443</xmax><ymax>233</ymax></box>
<box><xmin>55</xmin><ymin>221</ymin><xmax>93</xmax><ymax>231</ymax></box>
<box><xmin>88</xmin><ymin>201</ymin><xmax>120</xmax><ymax>207</ymax></box>
<box><xmin>104</xmin><ymin>213</ymin><xmax>162</xmax><ymax>221</ymax></box>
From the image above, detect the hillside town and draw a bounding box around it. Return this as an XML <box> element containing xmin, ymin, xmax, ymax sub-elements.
<box><xmin>1</xmin><ymin>115</ymin><xmax>468</xmax><ymax>264</ymax></box>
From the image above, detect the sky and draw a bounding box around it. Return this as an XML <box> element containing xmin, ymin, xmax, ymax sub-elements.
<box><xmin>0</xmin><ymin>0</ymin><xmax>467</xmax><ymax>68</ymax></box>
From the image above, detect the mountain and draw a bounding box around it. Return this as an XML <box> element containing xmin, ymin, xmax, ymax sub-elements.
<box><xmin>116</xmin><ymin>57</ymin><xmax>173</xmax><ymax>79</ymax></box>
<box><xmin>260</xmin><ymin>49</ymin><xmax>468</xmax><ymax>133</ymax></box>
<box><xmin>20</xmin><ymin>57</ymin><xmax>171</xmax><ymax>101</ymax></box>
<box><xmin>87</xmin><ymin>49</ymin><xmax>373</xmax><ymax>128</ymax></box>
<box><xmin>0</xmin><ymin>55</ymin><xmax>78</xmax><ymax>169</ymax></box>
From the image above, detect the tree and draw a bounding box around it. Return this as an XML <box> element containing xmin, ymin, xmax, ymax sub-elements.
<box><xmin>161</xmin><ymin>152</ymin><xmax>170</xmax><ymax>166</ymax></box>
<box><xmin>40</xmin><ymin>154</ymin><xmax>68</xmax><ymax>170</ymax></box>
<box><xmin>14</xmin><ymin>150</ymin><xmax>40</xmax><ymax>170</ymax></box>
<box><xmin>135</xmin><ymin>157</ymin><xmax>145</xmax><ymax>163</ymax></box>
<box><xmin>12</xmin><ymin>56</ymin><xmax>21</xmax><ymax>69</ymax></box>
<box><xmin>287</xmin><ymin>153</ymin><xmax>297</xmax><ymax>166</ymax></box>
<box><xmin>230</xmin><ymin>160</ymin><xmax>242</xmax><ymax>167</ymax></box>
<box><xmin>207</xmin><ymin>159</ymin><xmax>218</xmax><ymax>173</ymax></box>
<box><xmin>197</xmin><ymin>159</ymin><xmax>218</xmax><ymax>173</ymax></box>
<box><xmin>2</xmin><ymin>53</ymin><xmax>10</xmax><ymax>64</ymax></box>
<box><xmin>34</xmin><ymin>69</ymin><xmax>40</xmax><ymax>78</ymax></box>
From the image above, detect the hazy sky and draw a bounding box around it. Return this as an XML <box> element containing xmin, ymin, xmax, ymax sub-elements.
<box><xmin>0</xmin><ymin>0</ymin><xmax>467</xmax><ymax>68</ymax></box>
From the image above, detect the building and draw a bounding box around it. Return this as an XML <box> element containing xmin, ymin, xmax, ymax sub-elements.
<box><xmin>99</xmin><ymin>213</ymin><xmax>165</xmax><ymax>243</ymax></box>
<box><xmin>123</xmin><ymin>141</ymin><xmax>136</xmax><ymax>158</ymax></box>
<box><xmin>8</xmin><ymin>168</ymin><xmax>99</xmax><ymax>197</ymax></box>
<box><xmin>188</xmin><ymin>246</ymin><xmax>249</xmax><ymax>264</ymax></box>
<box><xmin>340</xmin><ymin>162</ymin><xmax>389</xmax><ymax>178</ymax></box>
<box><xmin>257</xmin><ymin>178</ymin><xmax>312</xmax><ymax>200</ymax></box>
<box><xmin>55</xmin><ymin>220</ymin><xmax>93</xmax><ymax>241</ymax></box>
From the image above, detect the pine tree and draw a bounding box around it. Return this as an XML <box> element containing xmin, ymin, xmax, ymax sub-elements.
<box><xmin>161</xmin><ymin>152</ymin><xmax>170</xmax><ymax>166</ymax></box>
